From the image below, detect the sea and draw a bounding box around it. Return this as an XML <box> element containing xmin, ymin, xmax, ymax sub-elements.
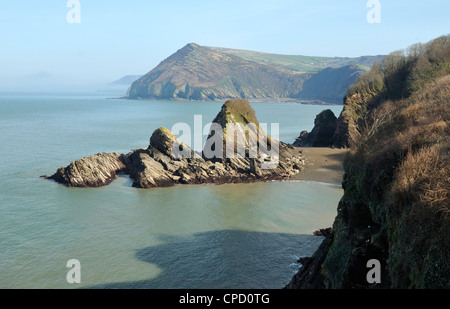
<box><xmin>0</xmin><ymin>91</ymin><xmax>344</xmax><ymax>289</ymax></box>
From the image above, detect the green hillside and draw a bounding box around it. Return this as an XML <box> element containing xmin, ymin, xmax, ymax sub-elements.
<box><xmin>210</xmin><ymin>47</ymin><xmax>382</xmax><ymax>73</ymax></box>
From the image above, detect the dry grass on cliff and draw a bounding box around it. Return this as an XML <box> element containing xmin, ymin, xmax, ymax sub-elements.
<box><xmin>360</xmin><ymin>74</ymin><xmax>449</xmax><ymax>214</ymax></box>
<box><xmin>389</xmin><ymin>75</ymin><xmax>449</xmax><ymax>214</ymax></box>
<box><xmin>347</xmin><ymin>74</ymin><xmax>450</xmax><ymax>288</ymax></box>
<box><xmin>391</xmin><ymin>144</ymin><xmax>449</xmax><ymax>212</ymax></box>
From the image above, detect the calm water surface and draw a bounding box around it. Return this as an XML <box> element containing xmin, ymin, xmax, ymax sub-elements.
<box><xmin>0</xmin><ymin>92</ymin><xmax>343</xmax><ymax>288</ymax></box>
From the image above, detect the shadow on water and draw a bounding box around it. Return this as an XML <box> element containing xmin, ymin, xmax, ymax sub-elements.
<box><xmin>88</xmin><ymin>230</ymin><xmax>323</xmax><ymax>289</ymax></box>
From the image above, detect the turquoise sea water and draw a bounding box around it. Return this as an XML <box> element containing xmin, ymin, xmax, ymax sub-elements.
<box><xmin>0</xmin><ymin>92</ymin><xmax>343</xmax><ymax>289</ymax></box>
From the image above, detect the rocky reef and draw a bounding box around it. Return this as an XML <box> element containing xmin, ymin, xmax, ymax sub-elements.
<box><xmin>47</xmin><ymin>99</ymin><xmax>305</xmax><ymax>188</ymax></box>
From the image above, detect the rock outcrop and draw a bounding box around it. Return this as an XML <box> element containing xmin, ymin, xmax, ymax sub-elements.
<box><xmin>293</xmin><ymin>109</ymin><xmax>337</xmax><ymax>147</ymax></box>
<box><xmin>47</xmin><ymin>99</ymin><xmax>305</xmax><ymax>188</ymax></box>
<box><xmin>48</xmin><ymin>152</ymin><xmax>129</xmax><ymax>187</ymax></box>
<box><xmin>284</xmin><ymin>234</ymin><xmax>334</xmax><ymax>289</ymax></box>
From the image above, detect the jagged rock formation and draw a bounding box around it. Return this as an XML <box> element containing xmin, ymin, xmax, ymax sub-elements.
<box><xmin>48</xmin><ymin>153</ymin><xmax>129</xmax><ymax>187</ymax></box>
<box><xmin>126</xmin><ymin>43</ymin><xmax>377</xmax><ymax>103</ymax></box>
<box><xmin>47</xmin><ymin>99</ymin><xmax>305</xmax><ymax>188</ymax></box>
<box><xmin>293</xmin><ymin>109</ymin><xmax>337</xmax><ymax>147</ymax></box>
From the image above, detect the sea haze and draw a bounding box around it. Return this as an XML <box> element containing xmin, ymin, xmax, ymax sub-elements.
<box><xmin>0</xmin><ymin>92</ymin><xmax>343</xmax><ymax>288</ymax></box>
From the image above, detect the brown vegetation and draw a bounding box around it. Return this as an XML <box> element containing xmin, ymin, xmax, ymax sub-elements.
<box><xmin>326</xmin><ymin>67</ymin><xmax>450</xmax><ymax>288</ymax></box>
<box><xmin>287</xmin><ymin>35</ymin><xmax>450</xmax><ymax>289</ymax></box>
<box><xmin>333</xmin><ymin>35</ymin><xmax>450</xmax><ymax>148</ymax></box>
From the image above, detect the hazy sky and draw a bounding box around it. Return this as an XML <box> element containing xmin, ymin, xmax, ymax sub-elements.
<box><xmin>1</xmin><ymin>0</ymin><xmax>449</xmax><ymax>91</ymax></box>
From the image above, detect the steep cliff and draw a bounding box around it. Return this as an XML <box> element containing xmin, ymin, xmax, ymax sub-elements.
<box><xmin>295</xmin><ymin>65</ymin><xmax>365</xmax><ymax>104</ymax></box>
<box><xmin>286</xmin><ymin>35</ymin><xmax>450</xmax><ymax>289</ymax></box>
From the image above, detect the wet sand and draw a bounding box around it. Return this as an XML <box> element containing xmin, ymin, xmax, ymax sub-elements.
<box><xmin>294</xmin><ymin>147</ymin><xmax>348</xmax><ymax>185</ymax></box>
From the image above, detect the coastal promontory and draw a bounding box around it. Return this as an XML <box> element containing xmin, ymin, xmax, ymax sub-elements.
<box><xmin>126</xmin><ymin>43</ymin><xmax>381</xmax><ymax>103</ymax></box>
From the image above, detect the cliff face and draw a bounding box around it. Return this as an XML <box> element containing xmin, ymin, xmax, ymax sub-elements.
<box><xmin>287</xmin><ymin>35</ymin><xmax>450</xmax><ymax>289</ymax></box>
<box><xmin>331</xmin><ymin>66</ymin><xmax>385</xmax><ymax>148</ymax></box>
<box><xmin>47</xmin><ymin>99</ymin><xmax>305</xmax><ymax>188</ymax></box>
<box><xmin>126</xmin><ymin>43</ymin><xmax>369</xmax><ymax>102</ymax></box>
<box><xmin>295</xmin><ymin>65</ymin><xmax>365</xmax><ymax>104</ymax></box>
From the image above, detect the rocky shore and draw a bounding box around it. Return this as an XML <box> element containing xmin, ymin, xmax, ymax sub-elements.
<box><xmin>46</xmin><ymin>99</ymin><xmax>305</xmax><ymax>188</ymax></box>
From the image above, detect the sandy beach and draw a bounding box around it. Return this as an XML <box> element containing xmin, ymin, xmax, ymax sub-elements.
<box><xmin>294</xmin><ymin>147</ymin><xmax>348</xmax><ymax>185</ymax></box>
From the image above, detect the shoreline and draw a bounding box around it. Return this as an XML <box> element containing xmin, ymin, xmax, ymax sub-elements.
<box><xmin>112</xmin><ymin>96</ymin><xmax>343</xmax><ymax>106</ymax></box>
<box><xmin>293</xmin><ymin>147</ymin><xmax>348</xmax><ymax>186</ymax></box>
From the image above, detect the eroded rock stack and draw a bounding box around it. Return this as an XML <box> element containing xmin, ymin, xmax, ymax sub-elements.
<box><xmin>47</xmin><ymin>99</ymin><xmax>305</xmax><ymax>188</ymax></box>
<box><xmin>293</xmin><ymin>109</ymin><xmax>337</xmax><ymax>147</ymax></box>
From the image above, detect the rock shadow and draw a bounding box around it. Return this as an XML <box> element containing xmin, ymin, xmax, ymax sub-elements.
<box><xmin>87</xmin><ymin>230</ymin><xmax>323</xmax><ymax>289</ymax></box>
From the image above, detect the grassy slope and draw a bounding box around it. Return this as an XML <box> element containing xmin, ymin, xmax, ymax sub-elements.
<box><xmin>209</xmin><ymin>46</ymin><xmax>381</xmax><ymax>73</ymax></box>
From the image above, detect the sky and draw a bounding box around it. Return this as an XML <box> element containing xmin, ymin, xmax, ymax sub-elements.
<box><xmin>0</xmin><ymin>0</ymin><xmax>449</xmax><ymax>91</ymax></box>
